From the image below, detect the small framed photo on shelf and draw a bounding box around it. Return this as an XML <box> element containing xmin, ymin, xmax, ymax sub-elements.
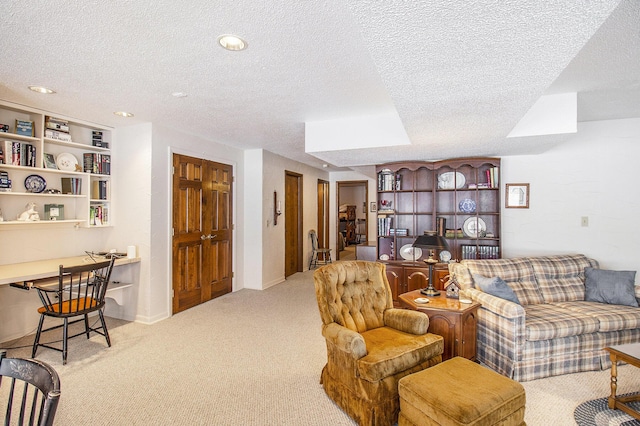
<box><xmin>370</xmin><ymin>202</ymin><xmax>377</xmax><ymax>212</ymax></box>
<box><xmin>506</xmin><ymin>183</ymin><xmax>529</xmax><ymax>208</ymax></box>
<box><xmin>44</xmin><ymin>204</ymin><xmax>64</xmax><ymax>221</ymax></box>
<box><xmin>43</xmin><ymin>153</ymin><xmax>58</xmax><ymax>169</ymax></box>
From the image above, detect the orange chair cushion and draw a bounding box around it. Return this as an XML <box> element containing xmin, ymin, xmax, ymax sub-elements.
<box><xmin>38</xmin><ymin>298</ymin><xmax>98</xmax><ymax>314</ymax></box>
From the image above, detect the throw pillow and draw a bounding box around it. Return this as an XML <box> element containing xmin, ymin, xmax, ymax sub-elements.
<box><xmin>473</xmin><ymin>274</ymin><xmax>521</xmax><ymax>304</ymax></box>
<box><xmin>584</xmin><ymin>267</ymin><xmax>638</xmax><ymax>307</ymax></box>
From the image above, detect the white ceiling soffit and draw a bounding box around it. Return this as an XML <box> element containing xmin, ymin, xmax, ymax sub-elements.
<box><xmin>508</xmin><ymin>93</ymin><xmax>577</xmax><ymax>138</ymax></box>
<box><xmin>313</xmin><ymin>0</ymin><xmax>620</xmax><ymax>167</ymax></box>
<box><xmin>305</xmin><ymin>110</ymin><xmax>410</xmax><ymax>153</ymax></box>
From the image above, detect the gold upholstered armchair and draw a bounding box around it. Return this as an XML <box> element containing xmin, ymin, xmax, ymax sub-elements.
<box><xmin>313</xmin><ymin>261</ymin><xmax>443</xmax><ymax>426</ymax></box>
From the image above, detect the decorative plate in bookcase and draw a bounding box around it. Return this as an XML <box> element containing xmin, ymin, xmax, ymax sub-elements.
<box><xmin>24</xmin><ymin>174</ymin><xmax>46</xmax><ymax>193</ymax></box>
<box><xmin>458</xmin><ymin>198</ymin><xmax>476</xmax><ymax>213</ymax></box>
<box><xmin>437</xmin><ymin>172</ymin><xmax>465</xmax><ymax>190</ymax></box>
<box><xmin>439</xmin><ymin>250</ymin><xmax>452</xmax><ymax>263</ymax></box>
<box><xmin>56</xmin><ymin>153</ymin><xmax>78</xmax><ymax>171</ymax></box>
<box><xmin>463</xmin><ymin>217</ymin><xmax>487</xmax><ymax>238</ymax></box>
<box><xmin>400</xmin><ymin>244</ymin><xmax>423</xmax><ymax>261</ymax></box>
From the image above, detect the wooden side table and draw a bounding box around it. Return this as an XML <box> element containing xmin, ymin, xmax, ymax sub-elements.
<box><xmin>399</xmin><ymin>290</ymin><xmax>480</xmax><ymax>361</ymax></box>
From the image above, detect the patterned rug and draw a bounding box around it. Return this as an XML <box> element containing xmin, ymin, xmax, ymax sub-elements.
<box><xmin>574</xmin><ymin>393</ymin><xmax>640</xmax><ymax>425</ymax></box>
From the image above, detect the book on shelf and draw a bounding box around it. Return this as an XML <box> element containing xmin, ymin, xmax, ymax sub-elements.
<box><xmin>484</xmin><ymin>166</ymin><xmax>499</xmax><ymax>188</ymax></box>
<box><xmin>377</xmin><ymin>171</ymin><xmax>402</xmax><ymax>191</ymax></box>
<box><xmin>461</xmin><ymin>244</ymin><xmax>499</xmax><ymax>260</ymax></box>
<box><xmin>45</xmin><ymin>117</ymin><xmax>70</xmax><ymax>133</ymax></box>
<box><xmin>61</xmin><ymin>177</ymin><xmax>82</xmax><ymax>195</ymax></box>
<box><xmin>91</xmin><ymin>180</ymin><xmax>109</xmax><ymax>200</ymax></box>
<box><xmin>377</xmin><ymin>216</ymin><xmax>393</xmax><ymax>236</ymax></box>
<box><xmin>4</xmin><ymin>140</ymin><xmax>36</xmax><ymax>166</ymax></box>
<box><xmin>15</xmin><ymin>120</ymin><xmax>34</xmax><ymax>137</ymax></box>
<box><xmin>83</xmin><ymin>153</ymin><xmax>111</xmax><ymax>175</ymax></box>
<box><xmin>436</xmin><ymin>216</ymin><xmax>446</xmax><ymax>236</ymax></box>
<box><xmin>90</xmin><ymin>204</ymin><xmax>109</xmax><ymax>226</ymax></box>
<box><xmin>45</xmin><ymin>129</ymin><xmax>72</xmax><ymax>142</ymax></box>
<box><xmin>445</xmin><ymin>229</ymin><xmax>465</xmax><ymax>238</ymax></box>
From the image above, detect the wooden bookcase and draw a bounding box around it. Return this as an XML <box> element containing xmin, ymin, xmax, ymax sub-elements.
<box><xmin>0</xmin><ymin>100</ymin><xmax>113</xmax><ymax>228</ymax></box>
<box><xmin>376</xmin><ymin>157</ymin><xmax>501</xmax><ymax>269</ymax></box>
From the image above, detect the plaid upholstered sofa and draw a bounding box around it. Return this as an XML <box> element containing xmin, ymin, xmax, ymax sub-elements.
<box><xmin>449</xmin><ymin>254</ymin><xmax>640</xmax><ymax>381</ymax></box>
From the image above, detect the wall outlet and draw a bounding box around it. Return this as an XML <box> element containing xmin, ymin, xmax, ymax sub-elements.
<box><xmin>581</xmin><ymin>216</ymin><xmax>589</xmax><ymax>227</ymax></box>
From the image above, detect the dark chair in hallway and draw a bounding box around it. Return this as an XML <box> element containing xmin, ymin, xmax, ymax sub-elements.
<box><xmin>309</xmin><ymin>229</ymin><xmax>332</xmax><ymax>269</ymax></box>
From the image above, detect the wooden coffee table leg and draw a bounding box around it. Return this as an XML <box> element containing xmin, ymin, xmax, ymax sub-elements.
<box><xmin>609</xmin><ymin>353</ymin><xmax>618</xmax><ymax>409</ymax></box>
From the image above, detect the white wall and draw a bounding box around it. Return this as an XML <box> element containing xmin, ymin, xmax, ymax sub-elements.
<box><xmin>501</xmin><ymin>117</ymin><xmax>640</xmax><ymax>277</ymax></box>
<box><xmin>261</xmin><ymin>150</ymin><xmax>329</xmax><ymax>287</ymax></box>
<box><xmin>100</xmin><ymin>123</ymin><xmax>246</xmax><ymax>326</ymax></box>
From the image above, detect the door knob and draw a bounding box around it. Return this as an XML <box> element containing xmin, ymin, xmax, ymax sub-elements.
<box><xmin>201</xmin><ymin>234</ymin><xmax>216</xmax><ymax>240</ymax></box>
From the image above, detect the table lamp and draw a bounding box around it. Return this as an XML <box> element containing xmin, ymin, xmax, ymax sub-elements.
<box><xmin>412</xmin><ymin>233</ymin><xmax>449</xmax><ymax>296</ymax></box>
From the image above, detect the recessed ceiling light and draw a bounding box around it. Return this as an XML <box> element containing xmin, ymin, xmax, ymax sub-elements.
<box><xmin>113</xmin><ymin>111</ymin><xmax>134</xmax><ymax>118</ymax></box>
<box><xmin>172</xmin><ymin>92</ymin><xmax>188</xmax><ymax>98</ymax></box>
<box><xmin>28</xmin><ymin>86</ymin><xmax>55</xmax><ymax>94</ymax></box>
<box><xmin>217</xmin><ymin>34</ymin><xmax>248</xmax><ymax>51</ymax></box>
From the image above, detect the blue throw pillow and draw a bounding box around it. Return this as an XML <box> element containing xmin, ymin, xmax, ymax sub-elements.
<box><xmin>584</xmin><ymin>267</ymin><xmax>638</xmax><ymax>307</ymax></box>
<box><xmin>473</xmin><ymin>274</ymin><xmax>521</xmax><ymax>305</ymax></box>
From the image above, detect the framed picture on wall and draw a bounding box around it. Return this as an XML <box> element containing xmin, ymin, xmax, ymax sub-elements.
<box><xmin>370</xmin><ymin>202</ymin><xmax>377</xmax><ymax>212</ymax></box>
<box><xmin>506</xmin><ymin>183</ymin><xmax>529</xmax><ymax>208</ymax></box>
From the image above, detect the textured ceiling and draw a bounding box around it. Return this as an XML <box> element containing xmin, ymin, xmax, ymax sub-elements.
<box><xmin>1</xmin><ymin>0</ymin><xmax>637</xmax><ymax>170</ymax></box>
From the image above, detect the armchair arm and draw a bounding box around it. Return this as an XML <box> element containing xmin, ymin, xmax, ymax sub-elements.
<box><xmin>384</xmin><ymin>308</ymin><xmax>429</xmax><ymax>335</ymax></box>
<box><xmin>322</xmin><ymin>323</ymin><xmax>367</xmax><ymax>360</ymax></box>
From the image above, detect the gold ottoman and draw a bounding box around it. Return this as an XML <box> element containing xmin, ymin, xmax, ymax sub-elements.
<box><xmin>398</xmin><ymin>357</ymin><xmax>526</xmax><ymax>426</ymax></box>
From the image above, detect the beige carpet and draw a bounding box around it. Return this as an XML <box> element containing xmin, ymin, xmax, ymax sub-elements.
<box><xmin>3</xmin><ymin>269</ymin><xmax>640</xmax><ymax>425</ymax></box>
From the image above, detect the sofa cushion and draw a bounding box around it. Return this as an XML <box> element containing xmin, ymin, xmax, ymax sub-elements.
<box><xmin>524</xmin><ymin>304</ymin><xmax>600</xmax><ymax>341</ymax></box>
<box><xmin>357</xmin><ymin>326</ymin><xmax>443</xmax><ymax>383</ymax></box>
<box><xmin>473</xmin><ymin>274</ymin><xmax>521</xmax><ymax>304</ymax></box>
<box><xmin>462</xmin><ymin>258</ymin><xmax>545</xmax><ymax>305</ymax></box>
<box><xmin>584</xmin><ymin>267</ymin><xmax>638</xmax><ymax>307</ymax></box>
<box><xmin>557</xmin><ymin>301</ymin><xmax>640</xmax><ymax>332</ymax></box>
<box><xmin>529</xmin><ymin>254</ymin><xmax>597</xmax><ymax>303</ymax></box>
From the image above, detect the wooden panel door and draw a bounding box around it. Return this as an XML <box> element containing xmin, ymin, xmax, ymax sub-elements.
<box><xmin>172</xmin><ymin>154</ymin><xmax>233</xmax><ymax>314</ymax></box>
<box><xmin>285</xmin><ymin>171</ymin><xmax>302</xmax><ymax>277</ymax></box>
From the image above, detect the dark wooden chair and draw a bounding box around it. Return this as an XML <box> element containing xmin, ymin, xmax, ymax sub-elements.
<box><xmin>0</xmin><ymin>350</ymin><xmax>60</xmax><ymax>426</ymax></box>
<box><xmin>309</xmin><ymin>229</ymin><xmax>332</xmax><ymax>269</ymax></box>
<box><xmin>32</xmin><ymin>258</ymin><xmax>115</xmax><ymax>365</ymax></box>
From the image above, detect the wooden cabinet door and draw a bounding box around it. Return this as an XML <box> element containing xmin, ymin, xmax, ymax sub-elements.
<box><xmin>172</xmin><ymin>154</ymin><xmax>233</xmax><ymax>314</ymax></box>
<box><xmin>385</xmin><ymin>265</ymin><xmax>403</xmax><ymax>304</ymax></box>
<box><xmin>426</xmin><ymin>312</ymin><xmax>457</xmax><ymax>361</ymax></box>
<box><xmin>405</xmin><ymin>267</ymin><xmax>429</xmax><ymax>293</ymax></box>
<box><xmin>434</xmin><ymin>268</ymin><xmax>450</xmax><ymax>291</ymax></box>
<box><xmin>460</xmin><ymin>310</ymin><xmax>478</xmax><ymax>361</ymax></box>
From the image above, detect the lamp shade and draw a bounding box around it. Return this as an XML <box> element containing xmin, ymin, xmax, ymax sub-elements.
<box><xmin>412</xmin><ymin>234</ymin><xmax>449</xmax><ymax>250</ymax></box>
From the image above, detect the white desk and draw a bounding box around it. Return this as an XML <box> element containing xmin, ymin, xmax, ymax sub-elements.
<box><xmin>0</xmin><ymin>255</ymin><xmax>140</xmax><ymax>286</ymax></box>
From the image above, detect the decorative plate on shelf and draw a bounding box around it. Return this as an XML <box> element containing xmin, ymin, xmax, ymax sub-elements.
<box><xmin>399</xmin><ymin>244</ymin><xmax>423</xmax><ymax>261</ymax></box>
<box><xmin>24</xmin><ymin>174</ymin><xmax>46</xmax><ymax>193</ymax></box>
<box><xmin>439</xmin><ymin>250</ymin><xmax>452</xmax><ymax>263</ymax></box>
<box><xmin>458</xmin><ymin>198</ymin><xmax>476</xmax><ymax>213</ymax></box>
<box><xmin>463</xmin><ymin>217</ymin><xmax>487</xmax><ymax>238</ymax></box>
<box><xmin>379</xmin><ymin>254</ymin><xmax>390</xmax><ymax>261</ymax></box>
<box><xmin>56</xmin><ymin>153</ymin><xmax>79</xmax><ymax>171</ymax></box>
<box><xmin>437</xmin><ymin>172</ymin><xmax>465</xmax><ymax>190</ymax></box>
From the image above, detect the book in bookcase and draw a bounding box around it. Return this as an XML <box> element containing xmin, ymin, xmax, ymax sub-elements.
<box><xmin>3</xmin><ymin>140</ymin><xmax>36</xmax><ymax>166</ymax></box>
<box><xmin>83</xmin><ymin>153</ymin><xmax>111</xmax><ymax>175</ymax></box>
<box><xmin>90</xmin><ymin>203</ymin><xmax>109</xmax><ymax>226</ymax></box>
<box><xmin>61</xmin><ymin>177</ymin><xmax>82</xmax><ymax>195</ymax></box>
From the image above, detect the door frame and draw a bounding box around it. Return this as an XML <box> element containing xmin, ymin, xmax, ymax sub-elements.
<box><xmin>284</xmin><ymin>170</ymin><xmax>303</xmax><ymax>276</ymax></box>
<box><xmin>316</xmin><ymin>179</ymin><xmax>330</xmax><ymax>263</ymax></box>
<box><xmin>336</xmin><ymin>180</ymin><xmax>369</xmax><ymax>260</ymax></box>
<box><xmin>169</xmin><ymin>149</ymin><xmax>237</xmax><ymax>315</ymax></box>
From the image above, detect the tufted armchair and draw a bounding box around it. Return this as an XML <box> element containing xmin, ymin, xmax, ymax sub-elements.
<box><xmin>313</xmin><ymin>261</ymin><xmax>443</xmax><ymax>426</ymax></box>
